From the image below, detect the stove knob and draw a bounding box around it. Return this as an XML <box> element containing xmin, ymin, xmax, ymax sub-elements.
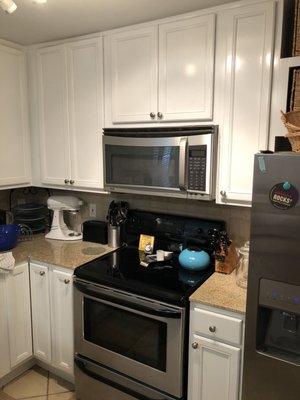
<box><xmin>209</xmin><ymin>326</ymin><xmax>216</xmax><ymax>333</ymax></box>
<box><xmin>191</xmin><ymin>342</ymin><xmax>198</xmax><ymax>349</ymax></box>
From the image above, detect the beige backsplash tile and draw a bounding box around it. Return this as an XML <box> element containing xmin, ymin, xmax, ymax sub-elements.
<box><xmin>0</xmin><ymin>187</ymin><xmax>251</xmax><ymax>246</ymax></box>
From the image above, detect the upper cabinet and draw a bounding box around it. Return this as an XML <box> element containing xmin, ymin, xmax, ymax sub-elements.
<box><xmin>36</xmin><ymin>38</ymin><xmax>103</xmax><ymax>190</ymax></box>
<box><xmin>0</xmin><ymin>45</ymin><xmax>31</xmax><ymax>188</ymax></box>
<box><xmin>104</xmin><ymin>27</ymin><xmax>158</xmax><ymax>124</ymax></box>
<box><xmin>158</xmin><ymin>15</ymin><xmax>215</xmax><ymax>122</ymax></box>
<box><xmin>216</xmin><ymin>1</ymin><xmax>275</xmax><ymax>206</ymax></box>
<box><xmin>104</xmin><ymin>14</ymin><xmax>215</xmax><ymax>126</ymax></box>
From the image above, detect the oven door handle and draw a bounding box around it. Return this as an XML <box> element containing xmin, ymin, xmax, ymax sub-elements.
<box><xmin>74</xmin><ymin>280</ymin><xmax>182</xmax><ymax>319</ymax></box>
<box><xmin>75</xmin><ymin>358</ymin><xmax>169</xmax><ymax>400</ymax></box>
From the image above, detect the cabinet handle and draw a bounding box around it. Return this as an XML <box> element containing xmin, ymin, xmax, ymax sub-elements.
<box><xmin>220</xmin><ymin>190</ymin><xmax>226</xmax><ymax>198</ymax></box>
<box><xmin>64</xmin><ymin>179</ymin><xmax>70</xmax><ymax>184</ymax></box>
<box><xmin>157</xmin><ymin>112</ymin><xmax>163</xmax><ymax>119</ymax></box>
<box><xmin>70</xmin><ymin>180</ymin><xmax>75</xmax><ymax>185</ymax></box>
<box><xmin>150</xmin><ymin>112</ymin><xmax>156</xmax><ymax>119</ymax></box>
<box><xmin>64</xmin><ymin>278</ymin><xmax>70</xmax><ymax>284</ymax></box>
<box><xmin>39</xmin><ymin>271</ymin><xmax>45</xmax><ymax>276</ymax></box>
<box><xmin>209</xmin><ymin>326</ymin><xmax>216</xmax><ymax>333</ymax></box>
<box><xmin>191</xmin><ymin>342</ymin><xmax>198</xmax><ymax>349</ymax></box>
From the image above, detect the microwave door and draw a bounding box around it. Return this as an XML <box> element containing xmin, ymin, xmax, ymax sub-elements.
<box><xmin>103</xmin><ymin>136</ymin><xmax>187</xmax><ymax>194</ymax></box>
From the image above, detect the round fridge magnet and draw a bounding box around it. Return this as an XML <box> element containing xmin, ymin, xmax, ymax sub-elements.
<box><xmin>269</xmin><ymin>182</ymin><xmax>299</xmax><ymax>210</ymax></box>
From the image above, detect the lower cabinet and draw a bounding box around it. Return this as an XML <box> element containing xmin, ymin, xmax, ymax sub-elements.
<box><xmin>188</xmin><ymin>304</ymin><xmax>244</xmax><ymax>400</ymax></box>
<box><xmin>30</xmin><ymin>263</ymin><xmax>74</xmax><ymax>376</ymax></box>
<box><xmin>0</xmin><ymin>273</ymin><xmax>10</xmax><ymax>378</ymax></box>
<box><xmin>6</xmin><ymin>264</ymin><xmax>33</xmax><ymax>368</ymax></box>
<box><xmin>51</xmin><ymin>269</ymin><xmax>74</xmax><ymax>374</ymax></box>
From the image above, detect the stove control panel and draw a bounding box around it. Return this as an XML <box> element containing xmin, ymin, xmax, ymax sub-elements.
<box><xmin>188</xmin><ymin>145</ymin><xmax>207</xmax><ymax>192</ymax></box>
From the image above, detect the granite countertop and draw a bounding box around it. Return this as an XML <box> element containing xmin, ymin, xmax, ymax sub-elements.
<box><xmin>190</xmin><ymin>272</ymin><xmax>247</xmax><ymax>314</ymax></box>
<box><xmin>11</xmin><ymin>234</ymin><xmax>116</xmax><ymax>270</ymax></box>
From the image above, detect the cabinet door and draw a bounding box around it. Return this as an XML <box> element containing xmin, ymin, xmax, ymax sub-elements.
<box><xmin>158</xmin><ymin>14</ymin><xmax>215</xmax><ymax>121</ymax></box>
<box><xmin>188</xmin><ymin>334</ymin><xmax>240</xmax><ymax>400</ymax></box>
<box><xmin>0</xmin><ymin>45</ymin><xmax>31</xmax><ymax>186</ymax></box>
<box><xmin>104</xmin><ymin>26</ymin><xmax>158</xmax><ymax>124</ymax></box>
<box><xmin>68</xmin><ymin>38</ymin><xmax>104</xmax><ymax>189</ymax></box>
<box><xmin>51</xmin><ymin>269</ymin><xmax>74</xmax><ymax>374</ymax></box>
<box><xmin>217</xmin><ymin>1</ymin><xmax>275</xmax><ymax>206</ymax></box>
<box><xmin>0</xmin><ymin>273</ymin><xmax>10</xmax><ymax>378</ymax></box>
<box><xmin>30</xmin><ymin>263</ymin><xmax>51</xmax><ymax>363</ymax></box>
<box><xmin>6</xmin><ymin>263</ymin><xmax>32</xmax><ymax>368</ymax></box>
<box><xmin>37</xmin><ymin>45</ymin><xmax>71</xmax><ymax>186</ymax></box>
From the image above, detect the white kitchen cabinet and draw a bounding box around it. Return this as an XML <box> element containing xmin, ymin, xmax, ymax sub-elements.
<box><xmin>158</xmin><ymin>14</ymin><xmax>215</xmax><ymax>122</ymax></box>
<box><xmin>0</xmin><ymin>44</ymin><xmax>31</xmax><ymax>188</ymax></box>
<box><xmin>216</xmin><ymin>1</ymin><xmax>275</xmax><ymax>206</ymax></box>
<box><xmin>189</xmin><ymin>334</ymin><xmax>240</xmax><ymax>400</ymax></box>
<box><xmin>37</xmin><ymin>44</ymin><xmax>70</xmax><ymax>187</ymax></box>
<box><xmin>189</xmin><ymin>303</ymin><xmax>244</xmax><ymax>400</ymax></box>
<box><xmin>0</xmin><ymin>273</ymin><xmax>10</xmax><ymax>378</ymax></box>
<box><xmin>36</xmin><ymin>38</ymin><xmax>104</xmax><ymax>190</ymax></box>
<box><xmin>104</xmin><ymin>26</ymin><xmax>158</xmax><ymax>124</ymax></box>
<box><xmin>30</xmin><ymin>263</ymin><xmax>52</xmax><ymax>363</ymax></box>
<box><xmin>104</xmin><ymin>13</ymin><xmax>215</xmax><ymax>126</ymax></box>
<box><xmin>67</xmin><ymin>38</ymin><xmax>103</xmax><ymax>189</ymax></box>
<box><xmin>6</xmin><ymin>263</ymin><xmax>33</xmax><ymax>368</ymax></box>
<box><xmin>51</xmin><ymin>269</ymin><xmax>74</xmax><ymax>374</ymax></box>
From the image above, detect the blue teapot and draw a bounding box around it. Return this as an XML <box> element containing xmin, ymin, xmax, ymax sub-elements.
<box><xmin>179</xmin><ymin>247</ymin><xmax>210</xmax><ymax>272</ymax></box>
<box><xmin>0</xmin><ymin>224</ymin><xmax>20</xmax><ymax>252</ymax></box>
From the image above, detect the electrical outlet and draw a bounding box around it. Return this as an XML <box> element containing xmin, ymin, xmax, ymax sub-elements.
<box><xmin>89</xmin><ymin>203</ymin><xmax>97</xmax><ymax>218</ymax></box>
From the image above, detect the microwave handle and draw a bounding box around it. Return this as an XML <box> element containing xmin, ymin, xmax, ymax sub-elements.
<box><xmin>179</xmin><ymin>137</ymin><xmax>188</xmax><ymax>191</ymax></box>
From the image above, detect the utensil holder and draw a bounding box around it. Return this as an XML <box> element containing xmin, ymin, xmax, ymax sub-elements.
<box><xmin>108</xmin><ymin>225</ymin><xmax>121</xmax><ymax>248</ymax></box>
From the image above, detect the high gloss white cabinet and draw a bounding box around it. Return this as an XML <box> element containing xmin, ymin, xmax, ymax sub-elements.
<box><xmin>29</xmin><ymin>264</ymin><xmax>74</xmax><ymax>376</ymax></box>
<box><xmin>104</xmin><ymin>14</ymin><xmax>215</xmax><ymax>125</ymax></box>
<box><xmin>51</xmin><ymin>269</ymin><xmax>74</xmax><ymax>374</ymax></box>
<box><xmin>158</xmin><ymin>14</ymin><xmax>215</xmax><ymax>122</ymax></box>
<box><xmin>0</xmin><ymin>45</ymin><xmax>31</xmax><ymax>187</ymax></box>
<box><xmin>189</xmin><ymin>334</ymin><xmax>240</xmax><ymax>400</ymax></box>
<box><xmin>0</xmin><ymin>273</ymin><xmax>10</xmax><ymax>378</ymax></box>
<box><xmin>36</xmin><ymin>38</ymin><xmax>103</xmax><ymax>190</ymax></box>
<box><xmin>188</xmin><ymin>304</ymin><xmax>244</xmax><ymax>400</ymax></box>
<box><xmin>216</xmin><ymin>1</ymin><xmax>275</xmax><ymax>206</ymax></box>
<box><xmin>6</xmin><ymin>263</ymin><xmax>33</xmax><ymax>368</ymax></box>
<box><xmin>30</xmin><ymin>263</ymin><xmax>52</xmax><ymax>363</ymax></box>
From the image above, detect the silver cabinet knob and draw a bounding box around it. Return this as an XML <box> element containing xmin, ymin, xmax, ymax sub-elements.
<box><xmin>70</xmin><ymin>180</ymin><xmax>75</xmax><ymax>185</ymax></box>
<box><xmin>209</xmin><ymin>326</ymin><xmax>216</xmax><ymax>333</ymax></box>
<box><xmin>157</xmin><ymin>112</ymin><xmax>163</xmax><ymax>119</ymax></box>
<box><xmin>39</xmin><ymin>271</ymin><xmax>45</xmax><ymax>276</ymax></box>
<box><xmin>220</xmin><ymin>190</ymin><xmax>226</xmax><ymax>197</ymax></box>
<box><xmin>64</xmin><ymin>278</ymin><xmax>70</xmax><ymax>284</ymax></box>
<box><xmin>150</xmin><ymin>112</ymin><xmax>156</xmax><ymax>119</ymax></box>
<box><xmin>64</xmin><ymin>179</ymin><xmax>70</xmax><ymax>184</ymax></box>
<box><xmin>192</xmin><ymin>342</ymin><xmax>198</xmax><ymax>349</ymax></box>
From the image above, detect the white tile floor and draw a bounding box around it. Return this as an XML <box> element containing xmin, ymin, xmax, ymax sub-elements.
<box><xmin>0</xmin><ymin>367</ymin><xmax>75</xmax><ymax>400</ymax></box>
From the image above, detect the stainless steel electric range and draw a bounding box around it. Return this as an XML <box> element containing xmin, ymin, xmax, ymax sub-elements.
<box><xmin>73</xmin><ymin>210</ymin><xmax>225</xmax><ymax>400</ymax></box>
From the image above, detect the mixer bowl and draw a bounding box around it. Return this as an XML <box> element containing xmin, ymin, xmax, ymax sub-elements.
<box><xmin>0</xmin><ymin>224</ymin><xmax>20</xmax><ymax>251</ymax></box>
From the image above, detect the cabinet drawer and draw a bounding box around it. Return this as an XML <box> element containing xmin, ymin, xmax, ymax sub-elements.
<box><xmin>192</xmin><ymin>307</ymin><xmax>243</xmax><ymax>345</ymax></box>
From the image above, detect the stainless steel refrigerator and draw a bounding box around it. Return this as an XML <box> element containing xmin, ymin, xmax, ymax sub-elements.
<box><xmin>243</xmin><ymin>153</ymin><xmax>300</xmax><ymax>400</ymax></box>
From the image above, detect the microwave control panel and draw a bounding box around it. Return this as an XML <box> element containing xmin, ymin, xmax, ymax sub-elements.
<box><xmin>188</xmin><ymin>146</ymin><xmax>207</xmax><ymax>192</ymax></box>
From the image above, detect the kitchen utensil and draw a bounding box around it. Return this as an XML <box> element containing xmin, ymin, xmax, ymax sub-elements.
<box><xmin>108</xmin><ymin>225</ymin><xmax>121</xmax><ymax>248</ymax></box>
<box><xmin>179</xmin><ymin>247</ymin><xmax>210</xmax><ymax>271</ymax></box>
<box><xmin>236</xmin><ymin>241</ymin><xmax>250</xmax><ymax>288</ymax></box>
<box><xmin>0</xmin><ymin>224</ymin><xmax>20</xmax><ymax>251</ymax></box>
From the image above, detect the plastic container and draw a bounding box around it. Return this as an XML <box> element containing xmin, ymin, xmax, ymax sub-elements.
<box><xmin>0</xmin><ymin>224</ymin><xmax>20</xmax><ymax>251</ymax></box>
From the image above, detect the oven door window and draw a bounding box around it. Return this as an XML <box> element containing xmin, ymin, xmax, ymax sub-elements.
<box><xmin>84</xmin><ymin>298</ymin><xmax>167</xmax><ymax>371</ymax></box>
<box><xmin>105</xmin><ymin>145</ymin><xmax>179</xmax><ymax>189</ymax></box>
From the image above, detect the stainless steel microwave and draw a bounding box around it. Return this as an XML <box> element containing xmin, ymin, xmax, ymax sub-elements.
<box><xmin>103</xmin><ymin>126</ymin><xmax>218</xmax><ymax>200</ymax></box>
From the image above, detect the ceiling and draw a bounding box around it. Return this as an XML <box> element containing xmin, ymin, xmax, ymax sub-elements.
<box><xmin>0</xmin><ymin>0</ymin><xmax>237</xmax><ymax>46</ymax></box>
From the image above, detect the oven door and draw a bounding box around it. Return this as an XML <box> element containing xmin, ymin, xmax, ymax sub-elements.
<box><xmin>74</xmin><ymin>279</ymin><xmax>186</xmax><ymax>398</ymax></box>
<box><xmin>103</xmin><ymin>135</ymin><xmax>187</xmax><ymax>196</ymax></box>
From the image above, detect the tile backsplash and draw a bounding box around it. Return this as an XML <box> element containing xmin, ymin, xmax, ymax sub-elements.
<box><xmin>0</xmin><ymin>187</ymin><xmax>251</xmax><ymax>246</ymax></box>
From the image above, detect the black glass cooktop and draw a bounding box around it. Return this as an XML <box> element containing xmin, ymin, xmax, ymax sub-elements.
<box><xmin>75</xmin><ymin>245</ymin><xmax>214</xmax><ymax>306</ymax></box>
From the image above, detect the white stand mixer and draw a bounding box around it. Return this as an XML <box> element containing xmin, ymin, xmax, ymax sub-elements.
<box><xmin>46</xmin><ymin>196</ymin><xmax>83</xmax><ymax>241</ymax></box>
